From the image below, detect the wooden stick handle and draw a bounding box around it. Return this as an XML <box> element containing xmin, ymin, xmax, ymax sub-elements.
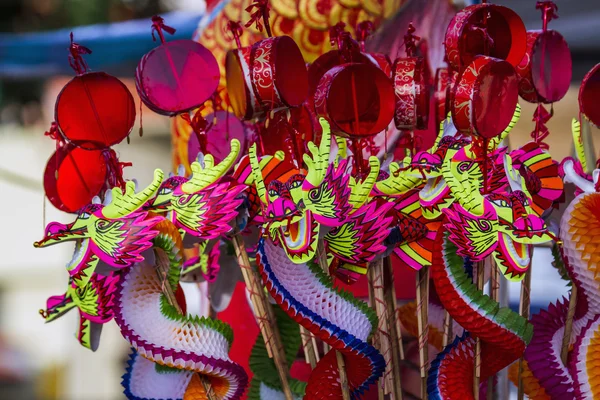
<box><xmin>155</xmin><ymin>249</ymin><xmax>218</xmax><ymax>400</ymax></box>
<box><xmin>517</xmin><ymin>262</ymin><xmax>532</xmax><ymax>400</ymax></box>
<box><xmin>561</xmin><ymin>284</ymin><xmax>578</xmax><ymax>364</ymax></box>
<box><xmin>416</xmin><ymin>267</ymin><xmax>429</xmax><ymax>400</ymax></box>
<box><xmin>316</xmin><ymin>241</ymin><xmax>351</xmax><ymax>400</ymax></box>
<box><xmin>383</xmin><ymin>257</ymin><xmax>403</xmax><ymax>400</ymax></box>
<box><xmin>232</xmin><ymin>235</ymin><xmax>295</xmax><ymax>400</ymax></box>
<box><xmin>474</xmin><ymin>260</ymin><xmax>485</xmax><ymax>400</ymax></box>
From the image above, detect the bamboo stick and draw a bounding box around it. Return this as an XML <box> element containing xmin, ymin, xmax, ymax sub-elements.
<box><xmin>232</xmin><ymin>235</ymin><xmax>294</xmax><ymax>400</ymax></box>
<box><xmin>316</xmin><ymin>241</ymin><xmax>351</xmax><ymax>400</ymax></box>
<box><xmin>300</xmin><ymin>325</ymin><xmax>319</xmax><ymax>368</ymax></box>
<box><xmin>474</xmin><ymin>260</ymin><xmax>485</xmax><ymax>400</ymax></box>
<box><xmin>416</xmin><ymin>267</ymin><xmax>430</xmax><ymax>400</ymax></box>
<box><xmin>517</xmin><ymin>264</ymin><xmax>532</xmax><ymax>400</ymax></box>
<box><xmin>155</xmin><ymin>249</ymin><xmax>218</xmax><ymax>400</ymax></box>
<box><xmin>442</xmin><ymin>311</ymin><xmax>453</xmax><ymax>348</ymax></box>
<box><xmin>384</xmin><ymin>257</ymin><xmax>404</xmax><ymax>400</ymax></box>
<box><xmin>561</xmin><ymin>284</ymin><xmax>578</xmax><ymax>364</ymax></box>
<box><xmin>487</xmin><ymin>260</ymin><xmax>500</xmax><ymax>400</ymax></box>
<box><xmin>368</xmin><ymin>259</ymin><xmax>394</xmax><ymax>396</ymax></box>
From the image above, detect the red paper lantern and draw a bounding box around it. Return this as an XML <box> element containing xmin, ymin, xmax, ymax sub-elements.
<box><xmin>55</xmin><ymin>72</ymin><xmax>136</xmax><ymax>150</ymax></box>
<box><xmin>136</xmin><ymin>40</ymin><xmax>220</xmax><ymax>116</ymax></box>
<box><xmin>226</xmin><ymin>46</ymin><xmax>262</xmax><ymax>120</ymax></box>
<box><xmin>314</xmin><ymin>63</ymin><xmax>394</xmax><ymax>138</ymax></box>
<box><xmin>308</xmin><ymin>51</ymin><xmax>389</xmax><ymax>102</ymax></box>
<box><xmin>516</xmin><ymin>30</ymin><xmax>571</xmax><ymax>104</ymax></box>
<box><xmin>580</xmin><ymin>63</ymin><xmax>600</xmax><ymax>128</ymax></box>
<box><xmin>445</xmin><ymin>4</ymin><xmax>527</xmax><ymax>71</ymax></box>
<box><xmin>393</xmin><ymin>57</ymin><xmax>429</xmax><ymax>130</ymax></box>
<box><xmin>260</xmin><ymin>105</ymin><xmax>319</xmax><ymax>158</ymax></box>
<box><xmin>44</xmin><ymin>145</ymin><xmax>108</xmax><ymax>213</ymax></box>
<box><xmin>452</xmin><ymin>56</ymin><xmax>519</xmax><ymax>139</ymax></box>
<box><xmin>250</xmin><ymin>36</ymin><xmax>308</xmax><ymax>111</ymax></box>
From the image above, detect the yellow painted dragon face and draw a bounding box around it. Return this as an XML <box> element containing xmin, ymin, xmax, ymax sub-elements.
<box><xmin>34</xmin><ymin>170</ymin><xmax>164</xmax><ymax>280</ymax></box>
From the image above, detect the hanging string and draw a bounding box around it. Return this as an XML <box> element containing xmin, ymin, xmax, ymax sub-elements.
<box><xmin>226</xmin><ymin>20</ymin><xmax>244</xmax><ymax>49</ymax></box>
<box><xmin>181</xmin><ymin>108</ymin><xmax>213</xmax><ymax>155</ymax></box>
<box><xmin>531</xmin><ymin>104</ymin><xmax>552</xmax><ymax>150</ymax></box>
<box><xmin>68</xmin><ymin>32</ymin><xmax>91</xmax><ymax>76</ymax></box>
<box><xmin>151</xmin><ymin>15</ymin><xmax>177</xmax><ymax>44</ymax></box>
<box><xmin>403</xmin><ymin>23</ymin><xmax>420</xmax><ymax>57</ymax></box>
<box><xmin>245</xmin><ymin>0</ymin><xmax>271</xmax><ymax>37</ymax></box>
<box><xmin>536</xmin><ymin>1</ymin><xmax>559</xmax><ymax>32</ymax></box>
<box><xmin>103</xmin><ymin>148</ymin><xmax>132</xmax><ymax>191</ymax></box>
<box><xmin>356</xmin><ymin>21</ymin><xmax>375</xmax><ymax>53</ymax></box>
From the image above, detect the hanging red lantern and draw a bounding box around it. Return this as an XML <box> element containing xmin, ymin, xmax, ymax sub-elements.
<box><xmin>579</xmin><ymin>63</ymin><xmax>600</xmax><ymax>128</ymax></box>
<box><xmin>55</xmin><ymin>34</ymin><xmax>136</xmax><ymax>150</ymax></box>
<box><xmin>314</xmin><ymin>62</ymin><xmax>394</xmax><ymax>138</ymax></box>
<box><xmin>445</xmin><ymin>3</ymin><xmax>527</xmax><ymax>71</ymax></box>
<box><xmin>43</xmin><ymin>145</ymin><xmax>108</xmax><ymax>213</ymax></box>
<box><xmin>136</xmin><ymin>16</ymin><xmax>220</xmax><ymax>116</ymax></box>
<box><xmin>452</xmin><ymin>55</ymin><xmax>519</xmax><ymax>139</ymax></box>
<box><xmin>516</xmin><ymin>2</ymin><xmax>571</xmax><ymax>104</ymax></box>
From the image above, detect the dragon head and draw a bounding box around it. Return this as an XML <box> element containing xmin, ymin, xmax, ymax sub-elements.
<box><xmin>149</xmin><ymin>140</ymin><xmax>245</xmax><ymax>241</ymax></box>
<box><xmin>444</xmin><ymin>152</ymin><xmax>553</xmax><ymax>281</ymax></box>
<box><xmin>248</xmin><ymin>143</ymin><xmax>319</xmax><ymax>263</ymax></box>
<box><xmin>34</xmin><ymin>170</ymin><xmax>164</xmax><ymax>276</ymax></box>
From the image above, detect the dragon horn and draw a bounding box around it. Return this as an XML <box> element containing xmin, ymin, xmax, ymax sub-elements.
<box><xmin>248</xmin><ymin>143</ymin><xmax>268</xmax><ymax>204</ymax></box>
<box><xmin>571</xmin><ymin>118</ymin><xmax>587</xmax><ymax>171</ymax></box>
<box><xmin>102</xmin><ymin>169</ymin><xmax>164</xmax><ymax>219</ymax></box>
<box><xmin>177</xmin><ymin>164</ymin><xmax>186</xmax><ymax>177</ymax></box>
<box><xmin>503</xmin><ymin>153</ymin><xmax>523</xmax><ymax>192</ymax></box>
<box><xmin>181</xmin><ymin>139</ymin><xmax>241</xmax><ymax>194</ymax></box>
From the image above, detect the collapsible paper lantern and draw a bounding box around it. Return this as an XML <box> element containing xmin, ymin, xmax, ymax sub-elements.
<box><xmin>452</xmin><ymin>55</ymin><xmax>519</xmax><ymax>138</ymax></box>
<box><xmin>445</xmin><ymin>3</ymin><xmax>527</xmax><ymax>71</ymax></box>
<box><xmin>314</xmin><ymin>62</ymin><xmax>394</xmax><ymax>138</ymax></box>
<box><xmin>44</xmin><ymin>145</ymin><xmax>108</xmax><ymax>213</ymax></box>
<box><xmin>516</xmin><ymin>30</ymin><xmax>571</xmax><ymax>103</ymax></box>
<box><xmin>393</xmin><ymin>57</ymin><xmax>429</xmax><ymax>130</ymax></box>
<box><xmin>250</xmin><ymin>36</ymin><xmax>308</xmax><ymax>111</ymax></box>
<box><xmin>227</xmin><ymin>46</ymin><xmax>262</xmax><ymax>120</ymax></box>
<box><xmin>580</xmin><ymin>63</ymin><xmax>600</xmax><ymax>128</ymax></box>
<box><xmin>187</xmin><ymin>111</ymin><xmax>247</xmax><ymax>165</ymax></box>
<box><xmin>136</xmin><ymin>40</ymin><xmax>220</xmax><ymax>116</ymax></box>
<box><xmin>55</xmin><ymin>72</ymin><xmax>136</xmax><ymax>150</ymax></box>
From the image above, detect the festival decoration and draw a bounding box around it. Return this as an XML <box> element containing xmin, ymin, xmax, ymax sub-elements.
<box><xmin>33</xmin><ymin>1</ymin><xmax>600</xmax><ymax>400</ymax></box>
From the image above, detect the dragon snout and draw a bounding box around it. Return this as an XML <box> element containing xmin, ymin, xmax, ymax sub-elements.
<box><xmin>266</xmin><ymin>198</ymin><xmax>299</xmax><ymax>221</ymax></box>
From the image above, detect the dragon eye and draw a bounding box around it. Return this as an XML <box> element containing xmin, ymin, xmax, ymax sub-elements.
<box><xmin>268</xmin><ymin>189</ymin><xmax>278</xmax><ymax>197</ymax></box>
<box><xmin>309</xmin><ymin>187</ymin><xmax>321</xmax><ymax>200</ymax></box>
<box><xmin>79</xmin><ymin>212</ymin><xmax>91</xmax><ymax>220</ymax></box>
<box><xmin>289</xmin><ymin>179</ymin><xmax>302</xmax><ymax>189</ymax></box>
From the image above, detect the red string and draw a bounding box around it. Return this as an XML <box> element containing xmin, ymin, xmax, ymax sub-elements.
<box><xmin>356</xmin><ymin>21</ymin><xmax>374</xmax><ymax>52</ymax></box>
<box><xmin>244</xmin><ymin>0</ymin><xmax>271</xmax><ymax>37</ymax></box>
<box><xmin>531</xmin><ymin>104</ymin><xmax>552</xmax><ymax>150</ymax></box>
<box><xmin>181</xmin><ymin>109</ymin><xmax>212</xmax><ymax>155</ymax></box>
<box><xmin>151</xmin><ymin>15</ymin><xmax>176</xmax><ymax>44</ymax></box>
<box><xmin>536</xmin><ymin>1</ymin><xmax>559</xmax><ymax>32</ymax></box>
<box><xmin>226</xmin><ymin>20</ymin><xmax>244</xmax><ymax>49</ymax></box>
<box><xmin>403</xmin><ymin>23</ymin><xmax>420</xmax><ymax>57</ymax></box>
<box><xmin>103</xmin><ymin>149</ymin><xmax>132</xmax><ymax>190</ymax></box>
<box><xmin>68</xmin><ymin>32</ymin><xmax>91</xmax><ymax>75</ymax></box>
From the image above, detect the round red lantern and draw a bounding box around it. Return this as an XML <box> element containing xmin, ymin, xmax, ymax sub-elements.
<box><xmin>136</xmin><ymin>40</ymin><xmax>220</xmax><ymax>116</ymax></box>
<box><xmin>579</xmin><ymin>63</ymin><xmax>600</xmax><ymax>128</ymax></box>
<box><xmin>250</xmin><ymin>36</ymin><xmax>308</xmax><ymax>112</ymax></box>
<box><xmin>55</xmin><ymin>72</ymin><xmax>136</xmax><ymax>150</ymax></box>
<box><xmin>392</xmin><ymin>57</ymin><xmax>429</xmax><ymax>130</ymax></box>
<box><xmin>44</xmin><ymin>145</ymin><xmax>108</xmax><ymax>213</ymax></box>
<box><xmin>445</xmin><ymin>4</ymin><xmax>527</xmax><ymax>71</ymax></box>
<box><xmin>452</xmin><ymin>56</ymin><xmax>519</xmax><ymax>139</ymax></box>
<box><xmin>314</xmin><ymin>63</ymin><xmax>394</xmax><ymax>138</ymax></box>
<box><xmin>226</xmin><ymin>46</ymin><xmax>262</xmax><ymax>120</ymax></box>
<box><xmin>187</xmin><ymin>111</ymin><xmax>247</xmax><ymax>165</ymax></box>
<box><xmin>516</xmin><ymin>30</ymin><xmax>571</xmax><ymax>104</ymax></box>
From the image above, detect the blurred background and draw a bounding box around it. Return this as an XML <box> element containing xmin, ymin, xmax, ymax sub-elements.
<box><xmin>0</xmin><ymin>0</ymin><xmax>598</xmax><ymax>399</ymax></box>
